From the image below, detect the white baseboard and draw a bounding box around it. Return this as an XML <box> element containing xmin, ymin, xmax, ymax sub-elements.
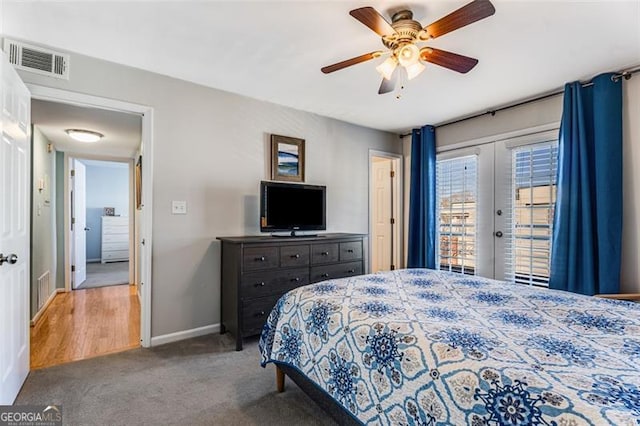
<box><xmin>30</xmin><ymin>288</ymin><xmax>64</xmax><ymax>326</ymax></box>
<box><xmin>150</xmin><ymin>323</ymin><xmax>220</xmax><ymax>347</ymax></box>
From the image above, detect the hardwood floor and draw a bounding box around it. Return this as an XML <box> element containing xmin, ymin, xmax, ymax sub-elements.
<box><xmin>31</xmin><ymin>284</ymin><xmax>140</xmax><ymax>369</ymax></box>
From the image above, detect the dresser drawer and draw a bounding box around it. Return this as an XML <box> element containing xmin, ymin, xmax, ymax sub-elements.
<box><xmin>103</xmin><ymin>224</ymin><xmax>128</xmax><ymax>234</ymax></box>
<box><xmin>280</xmin><ymin>245</ymin><xmax>310</xmax><ymax>268</ymax></box>
<box><xmin>102</xmin><ymin>241</ymin><xmax>128</xmax><ymax>251</ymax></box>
<box><xmin>310</xmin><ymin>261</ymin><xmax>363</xmax><ymax>283</ymax></box>
<box><xmin>311</xmin><ymin>243</ymin><xmax>339</xmax><ymax>264</ymax></box>
<box><xmin>242</xmin><ymin>295</ymin><xmax>280</xmax><ymax>336</ymax></box>
<box><xmin>102</xmin><ymin>250</ymin><xmax>129</xmax><ymax>261</ymax></box>
<box><xmin>102</xmin><ymin>233</ymin><xmax>128</xmax><ymax>243</ymax></box>
<box><xmin>340</xmin><ymin>241</ymin><xmax>362</xmax><ymax>261</ymax></box>
<box><xmin>243</xmin><ymin>246</ymin><xmax>279</xmax><ymax>271</ymax></box>
<box><xmin>241</xmin><ymin>268</ymin><xmax>309</xmax><ymax>299</ymax></box>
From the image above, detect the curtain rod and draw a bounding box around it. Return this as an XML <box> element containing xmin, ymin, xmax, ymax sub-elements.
<box><xmin>399</xmin><ymin>66</ymin><xmax>640</xmax><ymax>138</ymax></box>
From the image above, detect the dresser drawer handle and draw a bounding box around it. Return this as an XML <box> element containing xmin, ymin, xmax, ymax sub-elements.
<box><xmin>321</xmin><ymin>251</ymin><xmax>329</xmax><ymax>256</ymax></box>
<box><xmin>291</xmin><ymin>254</ymin><xmax>300</xmax><ymax>259</ymax></box>
<box><xmin>347</xmin><ymin>249</ymin><xmax>354</xmax><ymax>253</ymax></box>
<box><xmin>347</xmin><ymin>269</ymin><xmax>355</xmax><ymax>273</ymax></box>
<box><xmin>256</xmin><ymin>256</ymin><xmax>266</xmax><ymax>262</ymax></box>
<box><xmin>255</xmin><ymin>282</ymin><xmax>266</xmax><ymax>287</ymax></box>
<box><xmin>258</xmin><ymin>311</ymin><xmax>266</xmax><ymax>316</ymax></box>
<box><xmin>321</xmin><ymin>273</ymin><xmax>330</xmax><ymax>278</ymax></box>
<box><xmin>291</xmin><ymin>277</ymin><xmax>300</xmax><ymax>282</ymax></box>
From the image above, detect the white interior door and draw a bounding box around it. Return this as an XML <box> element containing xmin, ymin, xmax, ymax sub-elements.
<box><xmin>0</xmin><ymin>52</ymin><xmax>31</xmax><ymax>405</ymax></box>
<box><xmin>372</xmin><ymin>157</ymin><xmax>393</xmax><ymax>272</ymax></box>
<box><xmin>72</xmin><ymin>159</ymin><xmax>87</xmax><ymax>288</ymax></box>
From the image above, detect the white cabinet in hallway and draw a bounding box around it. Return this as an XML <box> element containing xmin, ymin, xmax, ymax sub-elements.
<box><xmin>101</xmin><ymin>216</ymin><xmax>129</xmax><ymax>263</ymax></box>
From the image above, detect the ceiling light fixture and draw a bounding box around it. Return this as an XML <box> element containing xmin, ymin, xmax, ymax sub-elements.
<box><xmin>375</xmin><ymin>57</ymin><xmax>397</xmax><ymax>80</ymax></box>
<box><xmin>397</xmin><ymin>44</ymin><xmax>420</xmax><ymax>68</ymax></box>
<box><xmin>321</xmin><ymin>1</ymin><xmax>496</xmax><ymax>95</ymax></box>
<box><xmin>65</xmin><ymin>129</ymin><xmax>103</xmax><ymax>143</ymax></box>
<box><xmin>405</xmin><ymin>62</ymin><xmax>426</xmax><ymax>80</ymax></box>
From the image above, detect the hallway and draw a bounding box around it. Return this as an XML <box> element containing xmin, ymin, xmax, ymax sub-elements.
<box><xmin>31</xmin><ymin>284</ymin><xmax>140</xmax><ymax>369</ymax></box>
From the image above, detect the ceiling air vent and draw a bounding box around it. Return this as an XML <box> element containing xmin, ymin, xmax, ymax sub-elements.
<box><xmin>3</xmin><ymin>39</ymin><xmax>69</xmax><ymax>80</ymax></box>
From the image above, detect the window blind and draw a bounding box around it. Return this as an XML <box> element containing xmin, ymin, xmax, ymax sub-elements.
<box><xmin>436</xmin><ymin>155</ymin><xmax>478</xmax><ymax>275</ymax></box>
<box><xmin>504</xmin><ymin>142</ymin><xmax>558</xmax><ymax>286</ymax></box>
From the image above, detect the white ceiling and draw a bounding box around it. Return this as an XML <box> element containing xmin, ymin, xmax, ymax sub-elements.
<box><xmin>5</xmin><ymin>1</ymin><xmax>640</xmax><ymax>133</ymax></box>
<box><xmin>32</xmin><ymin>99</ymin><xmax>142</xmax><ymax>158</ymax></box>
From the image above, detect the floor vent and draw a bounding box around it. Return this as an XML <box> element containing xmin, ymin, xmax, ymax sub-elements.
<box><xmin>3</xmin><ymin>39</ymin><xmax>69</xmax><ymax>80</ymax></box>
<box><xmin>37</xmin><ymin>271</ymin><xmax>52</xmax><ymax>311</ymax></box>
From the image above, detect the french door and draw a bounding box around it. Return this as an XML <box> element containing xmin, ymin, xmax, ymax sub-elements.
<box><xmin>436</xmin><ymin>130</ymin><xmax>559</xmax><ymax>285</ymax></box>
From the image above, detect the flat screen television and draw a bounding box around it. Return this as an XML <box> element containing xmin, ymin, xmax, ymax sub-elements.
<box><xmin>260</xmin><ymin>181</ymin><xmax>326</xmax><ymax>236</ymax></box>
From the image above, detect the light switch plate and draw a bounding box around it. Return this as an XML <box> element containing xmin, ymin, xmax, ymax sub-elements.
<box><xmin>172</xmin><ymin>200</ymin><xmax>187</xmax><ymax>215</ymax></box>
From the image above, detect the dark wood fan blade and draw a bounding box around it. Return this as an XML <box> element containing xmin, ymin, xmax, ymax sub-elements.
<box><xmin>424</xmin><ymin>0</ymin><xmax>495</xmax><ymax>39</ymax></box>
<box><xmin>378</xmin><ymin>67</ymin><xmax>398</xmax><ymax>94</ymax></box>
<box><xmin>321</xmin><ymin>51</ymin><xmax>381</xmax><ymax>74</ymax></box>
<box><xmin>420</xmin><ymin>47</ymin><xmax>478</xmax><ymax>73</ymax></box>
<box><xmin>350</xmin><ymin>7</ymin><xmax>397</xmax><ymax>37</ymax></box>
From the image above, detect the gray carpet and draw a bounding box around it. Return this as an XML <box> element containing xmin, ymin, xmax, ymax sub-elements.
<box><xmin>77</xmin><ymin>261</ymin><xmax>130</xmax><ymax>289</ymax></box>
<box><xmin>16</xmin><ymin>334</ymin><xmax>336</xmax><ymax>426</ymax></box>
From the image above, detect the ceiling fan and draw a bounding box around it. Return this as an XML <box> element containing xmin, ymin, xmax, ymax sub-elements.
<box><xmin>321</xmin><ymin>0</ymin><xmax>495</xmax><ymax>95</ymax></box>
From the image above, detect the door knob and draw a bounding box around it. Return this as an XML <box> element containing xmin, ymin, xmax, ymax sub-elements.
<box><xmin>84</xmin><ymin>227</ymin><xmax>91</xmax><ymax>231</ymax></box>
<box><xmin>495</xmin><ymin>231</ymin><xmax>503</xmax><ymax>238</ymax></box>
<box><xmin>0</xmin><ymin>253</ymin><xmax>18</xmax><ymax>265</ymax></box>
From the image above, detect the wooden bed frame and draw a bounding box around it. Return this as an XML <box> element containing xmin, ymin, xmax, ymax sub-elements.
<box><xmin>274</xmin><ymin>363</ymin><xmax>360</xmax><ymax>425</ymax></box>
<box><xmin>595</xmin><ymin>293</ymin><xmax>640</xmax><ymax>301</ymax></box>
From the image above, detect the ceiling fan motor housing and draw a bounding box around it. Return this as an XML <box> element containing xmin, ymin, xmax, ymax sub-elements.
<box><xmin>383</xmin><ymin>10</ymin><xmax>424</xmax><ymax>51</ymax></box>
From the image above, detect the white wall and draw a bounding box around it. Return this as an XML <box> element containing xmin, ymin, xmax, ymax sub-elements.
<box><xmin>404</xmin><ymin>78</ymin><xmax>640</xmax><ymax>293</ymax></box>
<box><xmin>31</xmin><ymin>126</ymin><xmax>57</xmax><ymax>317</ymax></box>
<box><xmin>13</xmin><ymin>47</ymin><xmax>401</xmax><ymax>338</ymax></box>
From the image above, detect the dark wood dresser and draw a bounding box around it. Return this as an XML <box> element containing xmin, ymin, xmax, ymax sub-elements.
<box><xmin>217</xmin><ymin>233</ymin><xmax>366</xmax><ymax>350</ymax></box>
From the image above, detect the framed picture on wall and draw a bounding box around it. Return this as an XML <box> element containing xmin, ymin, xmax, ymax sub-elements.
<box><xmin>135</xmin><ymin>156</ymin><xmax>142</xmax><ymax>210</ymax></box>
<box><xmin>270</xmin><ymin>134</ymin><xmax>305</xmax><ymax>182</ymax></box>
<box><xmin>104</xmin><ymin>207</ymin><xmax>115</xmax><ymax>216</ymax></box>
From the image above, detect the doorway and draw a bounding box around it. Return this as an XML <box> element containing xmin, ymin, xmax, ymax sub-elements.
<box><xmin>369</xmin><ymin>151</ymin><xmax>403</xmax><ymax>273</ymax></box>
<box><xmin>71</xmin><ymin>158</ymin><xmax>131</xmax><ymax>290</ymax></box>
<box><xmin>29</xmin><ymin>97</ymin><xmax>145</xmax><ymax>369</ymax></box>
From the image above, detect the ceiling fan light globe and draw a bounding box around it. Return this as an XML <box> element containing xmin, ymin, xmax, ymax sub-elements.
<box><xmin>405</xmin><ymin>62</ymin><xmax>426</xmax><ymax>80</ymax></box>
<box><xmin>376</xmin><ymin>57</ymin><xmax>397</xmax><ymax>80</ymax></box>
<box><xmin>398</xmin><ymin>44</ymin><xmax>420</xmax><ymax>67</ymax></box>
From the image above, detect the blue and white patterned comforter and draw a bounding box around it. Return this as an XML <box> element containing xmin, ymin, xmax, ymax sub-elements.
<box><xmin>259</xmin><ymin>269</ymin><xmax>640</xmax><ymax>425</ymax></box>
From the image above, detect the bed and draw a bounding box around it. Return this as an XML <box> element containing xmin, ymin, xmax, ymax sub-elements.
<box><xmin>259</xmin><ymin>269</ymin><xmax>640</xmax><ymax>425</ymax></box>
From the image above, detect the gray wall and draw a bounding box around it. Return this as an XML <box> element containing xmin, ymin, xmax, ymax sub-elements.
<box><xmin>16</xmin><ymin>49</ymin><xmax>401</xmax><ymax>338</ymax></box>
<box><xmin>31</xmin><ymin>126</ymin><xmax>57</xmax><ymax>317</ymax></box>
<box><xmin>55</xmin><ymin>151</ymin><xmax>64</xmax><ymax>291</ymax></box>
<box><xmin>83</xmin><ymin>162</ymin><xmax>129</xmax><ymax>261</ymax></box>
<box><xmin>404</xmin><ymin>78</ymin><xmax>640</xmax><ymax>293</ymax></box>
